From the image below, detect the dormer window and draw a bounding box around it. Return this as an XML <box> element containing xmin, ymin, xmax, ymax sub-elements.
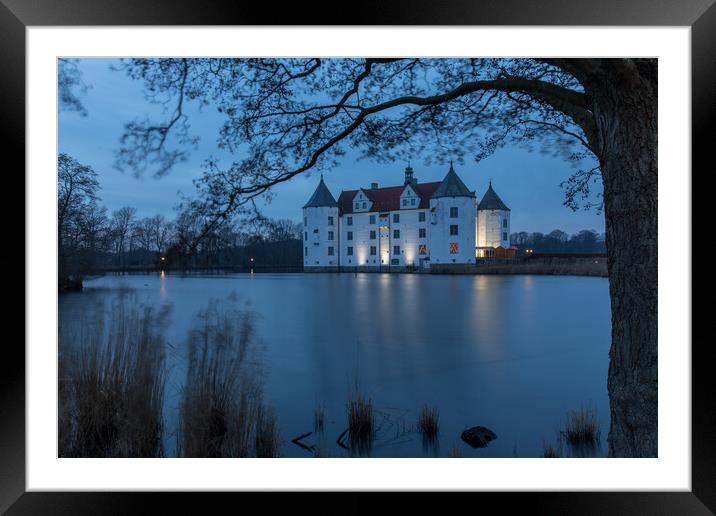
<box><xmin>355</xmin><ymin>202</ymin><xmax>359</xmax><ymax>210</ymax></box>
<box><xmin>362</xmin><ymin>202</ymin><xmax>366</xmax><ymax>209</ymax></box>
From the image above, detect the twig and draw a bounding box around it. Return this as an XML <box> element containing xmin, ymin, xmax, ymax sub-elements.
<box><xmin>291</xmin><ymin>431</ymin><xmax>314</xmax><ymax>452</ymax></box>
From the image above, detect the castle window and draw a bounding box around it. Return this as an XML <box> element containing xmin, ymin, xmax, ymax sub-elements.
<box><xmin>304</xmin><ymin>247</ymin><xmax>308</xmax><ymax>256</ymax></box>
<box><xmin>347</xmin><ymin>216</ymin><xmax>353</xmax><ymax>226</ymax></box>
<box><xmin>328</xmin><ymin>216</ymin><xmax>334</xmax><ymax>226</ymax></box>
<box><xmin>391</xmin><ymin>258</ymin><xmax>399</xmax><ymax>265</ymax></box>
<box><xmin>370</xmin><ymin>246</ymin><xmax>377</xmax><ymax>256</ymax></box>
<box><xmin>450</xmin><ymin>225</ymin><xmax>458</xmax><ymax>235</ymax></box>
<box><xmin>313</xmin><ymin>228</ymin><xmax>319</xmax><ymax>233</ymax></box>
<box><xmin>370</xmin><ymin>230</ymin><xmax>376</xmax><ymax>240</ymax></box>
<box><xmin>393</xmin><ymin>213</ymin><xmax>400</xmax><ymax>223</ymax></box>
<box><xmin>393</xmin><ymin>245</ymin><xmax>400</xmax><ymax>255</ymax></box>
<box><xmin>393</xmin><ymin>229</ymin><xmax>400</xmax><ymax>239</ymax></box>
<box><xmin>328</xmin><ymin>231</ymin><xmax>334</xmax><ymax>241</ymax></box>
<box><xmin>347</xmin><ymin>231</ymin><xmax>353</xmax><ymax>241</ymax></box>
<box><xmin>419</xmin><ymin>228</ymin><xmax>426</xmax><ymax>238</ymax></box>
<box><xmin>328</xmin><ymin>246</ymin><xmax>334</xmax><ymax>256</ymax></box>
<box><xmin>449</xmin><ymin>242</ymin><xmax>458</xmax><ymax>254</ymax></box>
<box><xmin>304</xmin><ymin>232</ymin><xmax>308</xmax><ymax>240</ymax></box>
<box><xmin>347</xmin><ymin>246</ymin><xmax>353</xmax><ymax>256</ymax></box>
<box><xmin>369</xmin><ymin>215</ymin><xmax>376</xmax><ymax>224</ymax></box>
<box><xmin>503</xmin><ymin>232</ymin><xmax>508</xmax><ymax>241</ymax></box>
<box><xmin>503</xmin><ymin>218</ymin><xmax>508</xmax><ymax>228</ymax></box>
<box><xmin>419</xmin><ymin>212</ymin><xmax>426</xmax><ymax>222</ymax></box>
<box><xmin>419</xmin><ymin>244</ymin><xmax>427</xmax><ymax>255</ymax></box>
<box><xmin>450</xmin><ymin>207</ymin><xmax>458</xmax><ymax>218</ymax></box>
<box><xmin>304</xmin><ymin>217</ymin><xmax>307</xmax><ymax>225</ymax></box>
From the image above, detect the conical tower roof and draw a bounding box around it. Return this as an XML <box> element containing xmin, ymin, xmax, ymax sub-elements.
<box><xmin>478</xmin><ymin>181</ymin><xmax>510</xmax><ymax>211</ymax></box>
<box><xmin>303</xmin><ymin>176</ymin><xmax>338</xmax><ymax>208</ymax></box>
<box><xmin>431</xmin><ymin>162</ymin><xmax>474</xmax><ymax>198</ymax></box>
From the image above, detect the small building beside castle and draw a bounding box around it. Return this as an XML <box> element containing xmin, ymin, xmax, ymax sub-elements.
<box><xmin>302</xmin><ymin>163</ymin><xmax>512</xmax><ymax>271</ymax></box>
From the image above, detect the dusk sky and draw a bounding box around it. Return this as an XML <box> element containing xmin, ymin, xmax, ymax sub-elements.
<box><xmin>58</xmin><ymin>58</ymin><xmax>605</xmax><ymax>235</ymax></box>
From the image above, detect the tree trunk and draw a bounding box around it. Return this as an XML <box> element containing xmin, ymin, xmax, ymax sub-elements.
<box><xmin>589</xmin><ymin>60</ymin><xmax>658</xmax><ymax>457</ymax></box>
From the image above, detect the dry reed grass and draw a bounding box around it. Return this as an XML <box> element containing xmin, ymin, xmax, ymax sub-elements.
<box><xmin>58</xmin><ymin>297</ymin><xmax>168</xmax><ymax>457</ymax></box>
<box><xmin>177</xmin><ymin>300</ymin><xmax>280</xmax><ymax>457</ymax></box>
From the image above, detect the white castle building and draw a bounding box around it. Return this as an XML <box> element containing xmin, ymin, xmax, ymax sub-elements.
<box><xmin>302</xmin><ymin>163</ymin><xmax>511</xmax><ymax>270</ymax></box>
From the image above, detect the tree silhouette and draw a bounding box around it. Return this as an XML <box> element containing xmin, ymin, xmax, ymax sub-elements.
<box><xmin>114</xmin><ymin>58</ymin><xmax>657</xmax><ymax>457</ymax></box>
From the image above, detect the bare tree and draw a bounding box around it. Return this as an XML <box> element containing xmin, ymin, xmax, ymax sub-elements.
<box><xmin>148</xmin><ymin>214</ymin><xmax>172</xmax><ymax>256</ymax></box>
<box><xmin>266</xmin><ymin>218</ymin><xmax>302</xmax><ymax>242</ymax></box>
<box><xmin>548</xmin><ymin>229</ymin><xmax>569</xmax><ymax>243</ymax></box>
<box><xmin>58</xmin><ymin>153</ymin><xmax>101</xmax><ymax>286</ymax></box>
<box><xmin>110</xmin><ymin>206</ymin><xmax>137</xmax><ymax>267</ymax></box>
<box><xmin>132</xmin><ymin>217</ymin><xmax>154</xmax><ymax>253</ymax></box>
<box><xmin>114</xmin><ymin>58</ymin><xmax>657</xmax><ymax>457</ymax></box>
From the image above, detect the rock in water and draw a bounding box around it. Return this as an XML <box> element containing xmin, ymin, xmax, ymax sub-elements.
<box><xmin>461</xmin><ymin>426</ymin><xmax>497</xmax><ymax>448</ymax></box>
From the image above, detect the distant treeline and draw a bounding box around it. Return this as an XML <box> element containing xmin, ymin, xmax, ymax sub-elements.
<box><xmin>510</xmin><ymin>230</ymin><xmax>606</xmax><ymax>256</ymax></box>
<box><xmin>58</xmin><ymin>153</ymin><xmax>302</xmax><ymax>290</ymax></box>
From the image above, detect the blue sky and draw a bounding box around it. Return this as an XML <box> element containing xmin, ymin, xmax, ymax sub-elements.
<box><xmin>58</xmin><ymin>59</ymin><xmax>605</xmax><ymax>235</ymax></box>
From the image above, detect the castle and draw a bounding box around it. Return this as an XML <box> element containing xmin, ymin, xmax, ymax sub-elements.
<box><xmin>302</xmin><ymin>163</ymin><xmax>511</xmax><ymax>271</ymax></box>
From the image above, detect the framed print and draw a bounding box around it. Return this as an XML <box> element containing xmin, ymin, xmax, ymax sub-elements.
<box><xmin>3</xmin><ymin>0</ymin><xmax>711</xmax><ymax>512</ymax></box>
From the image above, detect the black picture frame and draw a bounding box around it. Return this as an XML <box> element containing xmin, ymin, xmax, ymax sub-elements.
<box><xmin>3</xmin><ymin>0</ymin><xmax>709</xmax><ymax>513</ymax></box>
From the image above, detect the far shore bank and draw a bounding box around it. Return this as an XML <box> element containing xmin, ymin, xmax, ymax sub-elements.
<box><xmin>67</xmin><ymin>256</ymin><xmax>607</xmax><ymax>285</ymax></box>
<box><xmin>430</xmin><ymin>256</ymin><xmax>608</xmax><ymax>277</ymax></box>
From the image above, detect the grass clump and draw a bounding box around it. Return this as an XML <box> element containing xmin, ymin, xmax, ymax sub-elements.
<box><xmin>255</xmin><ymin>405</ymin><xmax>281</xmax><ymax>458</ymax></box>
<box><xmin>346</xmin><ymin>391</ymin><xmax>374</xmax><ymax>456</ymax></box>
<box><xmin>563</xmin><ymin>405</ymin><xmax>600</xmax><ymax>445</ymax></box>
<box><xmin>347</xmin><ymin>392</ymin><xmax>374</xmax><ymax>440</ymax></box>
<box><xmin>542</xmin><ymin>441</ymin><xmax>561</xmax><ymax>458</ymax></box>
<box><xmin>448</xmin><ymin>444</ymin><xmax>464</xmax><ymax>458</ymax></box>
<box><xmin>314</xmin><ymin>403</ymin><xmax>325</xmax><ymax>433</ymax></box>
<box><xmin>177</xmin><ymin>300</ymin><xmax>280</xmax><ymax>457</ymax></box>
<box><xmin>417</xmin><ymin>403</ymin><xmax>439</xmax><ymax>438</ymax></box>
<box><xmin>59</xmin><ymin>297</ymin><xmax>168</xmax><ymax>457</ymax></box>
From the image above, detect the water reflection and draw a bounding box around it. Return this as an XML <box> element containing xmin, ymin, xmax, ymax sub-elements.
<box><xmin>160</xmin><ymin>270</ymin><xmax>167</xmax><ymax>300</ymax></box>
<box><xmin>60</xmin><ymin>272</ymin><xmax>611</xmax><ymax>458</ymax></box>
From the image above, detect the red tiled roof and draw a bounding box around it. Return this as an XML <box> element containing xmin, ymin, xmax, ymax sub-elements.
<box><xmin>338</xmin><ymin>182</ymin><xmax>442</xmax><ymax>215</ymax></box>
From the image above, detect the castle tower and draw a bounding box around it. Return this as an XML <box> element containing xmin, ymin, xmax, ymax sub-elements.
<box><xmin>477</xmin><ymin>181</ymin><xmax>511</xmax><ymax>255</ymax></box>
<box><xmin>428</xmin><ymin>162</ymin><xmax>477</xmax><ymax>265</ymax></box>
<box><xmin>303</xmin><ymin>176</ymin><xmax>340</xmax><ymax>269</ymax></box>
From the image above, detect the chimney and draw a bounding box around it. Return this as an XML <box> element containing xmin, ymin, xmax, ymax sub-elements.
<box><xmin>371</xmin><ymin>182</ymin><xmax>378</xmax><ymax>189</ymax></box>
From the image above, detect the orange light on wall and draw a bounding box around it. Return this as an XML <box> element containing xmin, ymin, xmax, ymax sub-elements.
<box><xmin>449</xmin><ymin>242</ymin><xmax>458</xmax><ymax>254</ymax></box>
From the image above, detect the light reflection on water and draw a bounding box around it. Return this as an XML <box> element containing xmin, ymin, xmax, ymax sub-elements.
<box><xmin>59</xmin><ymin>272</ymin><xmax>611</xmax><ymax>458</ymax></box>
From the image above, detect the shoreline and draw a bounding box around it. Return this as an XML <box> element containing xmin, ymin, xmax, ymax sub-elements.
<box><xmin>81</xmin><ymin>257</ymin><xmax>607</xmax><ymax>279</ymax></box>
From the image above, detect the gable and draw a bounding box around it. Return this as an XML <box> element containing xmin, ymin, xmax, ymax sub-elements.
<box><xmin>400</xmin><ymin>184</ymin><xmax>420</xmax><ymax>209</ymax></box>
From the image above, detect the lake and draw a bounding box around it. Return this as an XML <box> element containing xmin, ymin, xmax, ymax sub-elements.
<box><xmin>58</xmin><ymin>272</ymin><xmax>611</xmax><ymax>458</ymax></box>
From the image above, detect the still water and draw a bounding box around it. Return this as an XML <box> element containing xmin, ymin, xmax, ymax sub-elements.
<box><xmin>59</xmin><ymin>272</ymin><xmax>611</xmax><ymax>458</ymax></box>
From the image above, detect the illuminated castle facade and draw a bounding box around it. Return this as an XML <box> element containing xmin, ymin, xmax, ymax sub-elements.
<box><xmin>302</xmin><ymin>163</ymin><xmax>511</xmax><ymax>270</ymax></box>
